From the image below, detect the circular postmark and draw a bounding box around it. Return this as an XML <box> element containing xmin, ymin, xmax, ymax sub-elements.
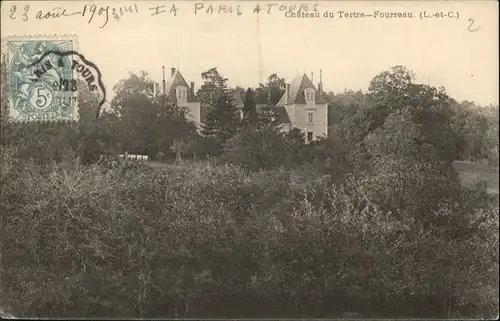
<box><xmin>6</xmin><ymin>39</ymin><xmax>106</xmax><ymax>121</ymax></box>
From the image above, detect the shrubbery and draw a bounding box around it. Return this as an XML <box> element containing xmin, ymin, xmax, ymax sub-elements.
<box><xmin>1</xmin><ymin>147</ymin><xmax>497</xmax><ymax>319</ymax></box>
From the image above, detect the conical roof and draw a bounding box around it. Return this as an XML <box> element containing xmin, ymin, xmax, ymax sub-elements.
<box><xmin>276</xmin><ymin>73</ymin><xmax>326</xmax><ymax>105</ymax></box>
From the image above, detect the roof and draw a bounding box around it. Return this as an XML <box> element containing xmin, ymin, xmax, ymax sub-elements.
<box><xmin>269</xmin><ymin>106</ymin><xmax>291</xmax><ymax>124</ymax></box>
<box><xmin>276</xmin><ymin>73</ymin><xmax>326</xmax><ymax>106</ymax></box>
<box><xmin>165</xmin><ymin>69</ymin><xmax>199</xmax><ymax>102</ymax></box>
<box><xmin>232</xmin><ymin>88</ymin><xmax>245</xmax><ymax>108</ymax></box>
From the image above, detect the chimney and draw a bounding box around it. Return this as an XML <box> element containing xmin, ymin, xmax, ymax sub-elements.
<box><xmin>190</xmin><ymin>81</ymin><xmax>194</xmax><ymax>93</ymax></box>
<box><xmin>153</xmin><ymin>82</ymin><xmax>157</xmax><ymax>97</ymax></box>
<box><xmin>171</xmin><ymin>67</ymin><xmax>176</xmax><ymax>76</ymax></box>
<box><xmin>286</xmin><ymin>83</ymin><xmax>289</xmax><ymax>101</ymax></box>
<box><xmin>162</xmin><ymin>66</ymin><xmax>166</xmax><ymax>95</ymax></box>
<box><xmin>311</xmin><ymin>72</ymin><xmax>314</xmax><ymax>83</ymax></box>
<box><xmin>318</xmin><ymin>69</ymin><xmax>323</xmax><ymax>95</ymax></box>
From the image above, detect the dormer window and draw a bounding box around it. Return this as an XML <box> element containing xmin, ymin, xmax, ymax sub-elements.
<box><xmin>304</xmin><ymin>89</ymin><xmax>315</xmax><ymax>102</ymax></box>
<box><xmin>177</xmin><ymin>88</ymin><xmax>186</xmax><ymax>99</ymax></box>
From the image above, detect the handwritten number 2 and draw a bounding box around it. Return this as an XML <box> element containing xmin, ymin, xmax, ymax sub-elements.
<box><xmin>468</xmin><ymin>19</ymin><xmax>479</xmax><ymax>32</ymax></box>
<box><xmin>9</xmin><ymin>5</ymin><xmax>16</xmax><ymax>19</ymax></box>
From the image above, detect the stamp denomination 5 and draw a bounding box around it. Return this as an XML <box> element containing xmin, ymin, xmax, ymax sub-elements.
<box><xmin>5</xmin><ymin>37</ymin><xmax>77</xmax><ymax>122</ymax></box>
<box><xmin>3</xmin><ymin>35</ymin><xmax>106</xmax><ymax>122</ymax></box>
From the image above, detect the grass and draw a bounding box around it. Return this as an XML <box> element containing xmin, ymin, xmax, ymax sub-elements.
<box><xmin>453</xmin><ymin>161</ymin><xmax>499</xmax><ymax>194</ymax></box>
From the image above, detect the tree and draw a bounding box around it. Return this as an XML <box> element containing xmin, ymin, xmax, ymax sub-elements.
<box><xmin>255</xmin><ymin>73</ymin><xmax>285</xmax><ymax>107</ymax></box>
<box><xmin>328</xmin><ymin>90</ymin><xmax>368</xmax><ymax>123</ymax></box>
<box><xmin>364</xmin><ymin>66</ymin><xmax>450</xmax><ymax>137</ymax></box>
<box><xmin>202</xmin><ymin>94</ymin><xmax>241</xmax><ymax>154</ymax></box>
<box><xmin>484</xmin><ymin>105</ymin><xmax>499</xmax><ymax>166</ymax></box>
<box><xmin>368</xmin><ymin>65</ymin><xmax>415</xmax><ymax>104</ymax></box>
<box><xmin>338</xmin><ymin>66</ymin><xmax>461</xmax><ymax>162</ymax></box>
<box><xmin>73</xmin><ymin>78</ymin><xmax>120</xmax><ymax>164</ymax></box>
<box><xmin>249</xmin><ymin>73</ymin><xmax>289</xmax><ymax>133</ymax></box>
<box><xmin>171</xmin><ymin>139</ymin><xmax>196</xmax><ymax>163</ymax></box>
<box><xmin>197</xmin><ymin>67</ymin><xmax>232</xmax><ymax>105</ymax></box>
<box><xmin>112</xmin><ymin>73</ymin><xmax>156</xmax><ymax>155</ymax></box>
<box><xmin>112</xmin><ymin>71</ymin><xmax>157</xmax><ymax>107</ymax></box>
<box><xmin>449</xmin><ymin>100</ymin><xmax>499</xmax><ymax>165</ymax></box>
<box><xmin>197</xmin><ymin>68</ymin><xmax>240</xmax><ymax>154</ymax></box>
<box><xmin>111</xmin><ymin>71</ymin><xmax>197</xmax><ymax>159</ymax></box>
<box><xmin>221</xmin><ymin>124</ymin><xmax>288</xmax><ymax>171</ymax></box>
<box><xmin>282</xmin><ymin>128</ymin><xmax>309</xmax><ymax>166</ymax></box>
<box><xmin>242</xmin><ymin>88</ymin><xmax>258</xmax><ymax>126</ymax></box>
<box><xmin>307</xmin><ymin>134</ymin><xmax>353</xmax><ymax>183</ymax></box>
<box><xmin>327</xmin><ymin>66</ymin><xmax>470</xmax><ymax>235</ymax></box>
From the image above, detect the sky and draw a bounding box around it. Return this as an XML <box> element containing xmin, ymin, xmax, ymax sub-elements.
<box><xmin>1</xmin><ymin>0</ymin><xmax>499</xmax><ymax>106</ymax></box>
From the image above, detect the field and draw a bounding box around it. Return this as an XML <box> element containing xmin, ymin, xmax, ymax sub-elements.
<box><xmin>453</xmin><ymin>161</ymin><xmax>499</xmax><ymax>194</ymax></box>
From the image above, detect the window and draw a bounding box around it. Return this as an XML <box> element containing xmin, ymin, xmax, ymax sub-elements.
<box><xmin>307</xmin><ymin>112</ymin><xmax>314</xmax><ymax>124</ymax></box>
<box><xmin>305</xmin><ymin>90</ymin><xmax>314</xmax><ymax>101</ymax></box>
<box><xmin>307</xmin><ymin>132</ymin><xmax>314</xmax><ymax>142</ymax></box>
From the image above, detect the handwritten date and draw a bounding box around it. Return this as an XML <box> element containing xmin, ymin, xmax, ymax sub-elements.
<box><xmin>8</xmin><ymin>4</ymin><xmax>139</xmax><ymax>28</ymax></box>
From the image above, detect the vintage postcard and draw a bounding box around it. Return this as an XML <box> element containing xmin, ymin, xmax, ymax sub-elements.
<box><xmin>1</xmin><ymin>0</ymin><xmax>498</xmax><ymax>319</ymax></box>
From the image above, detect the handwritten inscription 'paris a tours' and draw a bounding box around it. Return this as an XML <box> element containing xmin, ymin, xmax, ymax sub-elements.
<box><xmin>8</xmin><ymin>3</ymin><xmax>479</xmax><ymax>32</ymax></box>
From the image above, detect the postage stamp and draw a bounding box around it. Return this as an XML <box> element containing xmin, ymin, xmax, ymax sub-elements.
<box><xmin>3</xmin><ymin>35</ymin><xmax>78</xmax><ymax>121</ymax></box>
<box><xmin>3</xmin><ymin>35</ymin><xmax>106</xmax><ymax>122</ymax></box>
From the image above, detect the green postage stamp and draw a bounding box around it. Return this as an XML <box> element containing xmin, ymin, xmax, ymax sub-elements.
<box><xmin>3</xmin><ymin>35</ymin><xmax>79</xmax><ymax>122</ymax></box>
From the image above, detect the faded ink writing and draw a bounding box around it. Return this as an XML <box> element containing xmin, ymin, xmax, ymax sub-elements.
<box><xmin>6</xmin><ymin>3</ymin><xmax>478</xmax><ymax>32</ymax></box>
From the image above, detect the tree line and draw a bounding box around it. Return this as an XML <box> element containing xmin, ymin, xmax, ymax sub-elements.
<box><xmin>1</xmin><ymin>63</ymin><xmax>498</xmax><ymax>170</ymax></box>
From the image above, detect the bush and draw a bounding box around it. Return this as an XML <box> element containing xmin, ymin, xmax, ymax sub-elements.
<box><xmin>220</xmin><ymin>126</ymin><xmax>310</xmax><ymax>171</ymax></box>
<box><xmin>1</xmin><ymin>147</ymin><xmax>497</xmax><ymax>319</ymax></box>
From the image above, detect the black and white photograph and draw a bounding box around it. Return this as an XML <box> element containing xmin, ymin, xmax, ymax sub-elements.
<box><xmin>0</xmin><ymin>0</ymin><xmax>498</xmax><ymax>319</ymax></box>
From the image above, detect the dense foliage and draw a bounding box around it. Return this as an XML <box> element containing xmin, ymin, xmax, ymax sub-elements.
<box><xmin>1</xmin><ymin>150</ymin><xmax>497</xmax><ymax>319</ymax></box>
<box><xmin>199</xmin><ymin>68</ymin><xmax>241</xmax><ymax>156</ymax></box>
<box><xmin>0</xmin><ymin>62</ymin><xmax>498</xmax><ymax>319</ymax></box>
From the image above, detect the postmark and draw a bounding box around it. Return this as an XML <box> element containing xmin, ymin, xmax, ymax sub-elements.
<box><xmin>3</xmin><ymin>35</ymin><xmax>106</xmax><ymax>122</ymax></box>
<box><xmin>29</xmin><ymin>50</ymin><xmax>107</xmax><ymax>120</ymax></box>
